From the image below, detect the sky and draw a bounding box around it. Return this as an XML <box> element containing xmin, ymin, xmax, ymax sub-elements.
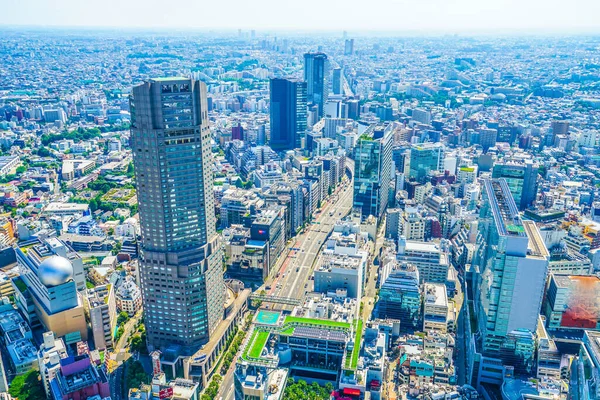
<box><xmin>1</xmin><ymin>0</ymin><xmax>599</xmax><ymax>34</ymax></box>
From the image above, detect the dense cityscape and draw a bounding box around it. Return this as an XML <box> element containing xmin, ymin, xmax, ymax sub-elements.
<box><xmin>0</xmin><ymin>22</ymin><xmax>599</xmax><ymax>400</ymax></box>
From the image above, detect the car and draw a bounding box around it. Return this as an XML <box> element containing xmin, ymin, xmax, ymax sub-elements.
<box><xmin>265</xmin><ymin>285</ymin><xmax>271</xmax><ymax>290</ymax></box>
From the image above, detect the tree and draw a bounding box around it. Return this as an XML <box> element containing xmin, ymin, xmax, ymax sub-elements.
<box><xmin>16</xmin><ymin>165</ymin><xmax>27</xmax><ymax>174</ymax></box>
<box><xmin>117</xmin><ymin>311</ymin><xmax>130</xmax><ymax>325</ymax></box>
<box><xmin>125</xmin><ymin>360</ymin><xmax>149</xmax><ymax>390</ymax></box>
<box><xmin>8</xmin><ymin>369</ymin><xmax>45</xmax><ymax>400</ymax></box>
<box><xmin>130</xmin><ymin>334</ymin><xmax>146</xmax><ymax>353</ymax></box>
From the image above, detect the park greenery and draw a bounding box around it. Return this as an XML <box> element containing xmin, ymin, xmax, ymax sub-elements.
<box><xmin>282</xmin><ymin>379</ymin><xmax>334</xmax><ymax>400</ymax></box>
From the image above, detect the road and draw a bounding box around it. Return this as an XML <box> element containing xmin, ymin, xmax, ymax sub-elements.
<box><xmin>219</xmin><ymin>161</ymin><xmax>354</xmax><ymax>398</ymax></box>
<box><xmin>267</xmin><ymin>175</ymin><xmax>354</xmax><ymax>304</ymax></box>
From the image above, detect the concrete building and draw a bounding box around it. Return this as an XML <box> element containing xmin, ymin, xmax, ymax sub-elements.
<box><xmin>397</xmin><ymin>237</ymin><xmax>449</xmax><ymax>284</ymax></box>
<box><xmin>49</xmin><ymin>354</ymin><xmax>110</xmax><ymax>400</ymax></box>
<box><xmin>423</xmin><ymin>283</ymin><xmax>449</xmax><ymax>333</ymax></box>
<box><xmin>84</xmin><ymin>284</ymin><xmax>117</xmax><ymax>350</ymax></box>
<box><xmin>130</xmin><ymin>77</ymin><xmax>225</xmax><ymax>352</ymax></box>
<box><xmin>38</xmin><ymin>331</ymin><xmax>68</xmax><ymax>397</ymax></box>
<box><xmin>115</xmin><ymin>276</ymin><xmax>142</xmax><ymax>316</ymax></box>
<box><xmin>14</xmin><ymin>245</ymin><xmax>87</xmax><ymax>343</ymax></box>
<box><xmin>544</xmin><ymin>275</ymin><xmax>600</xmax><ymax>330</ymax></box>
<box><xmin>0</xmin><ymin>307</ymin><xmax>38</xmax><ymax>374</ymax></box>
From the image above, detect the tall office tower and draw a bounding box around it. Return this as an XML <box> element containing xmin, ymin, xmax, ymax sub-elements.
<box><xmin>332</xmin><ymin>67</ymin><xmax>343</xmax><ymax>95</ymax></box>
<box><xmin>344</xmin><ymin>39</ymin><xmax>354</xmax><ymax>55</ymax></box>
<box><xmin>130</xmin><ymin>78</ymin><xmax>224</xmax><ymax>352</ymax></box>
<box><xmin>304</xmin><ymin>52</ymin><xmax>329</xmax><ymax>119</ymax></box>
<box><xmin>473</xmin><ymin>179</ymin><xmax>548</xmax><ymax>375</ymax></box>
<box><xmin>269</xmin><ymin>78</ymin><xmax>307</xmax><ymax>150</ymax></box>
<box><xmin>491</xmin><ymin>160</ymin><xmax>539</xmax><ymax>211</ymax></box>
<box><xmin>353</xmin><ymin>123</ymin><xmax>393</xmax><ymax>221</ymax></box>
<box><xmin>408</xmin><ymin>142</ymin><xmax>445</xmax><ymax>183</ymax></box>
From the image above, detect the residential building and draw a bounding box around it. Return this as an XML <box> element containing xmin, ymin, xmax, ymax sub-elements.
<box><xmin>85</xmin><ymin>284</ymin><xmax>117</xmax><ymax>350</ymax></box>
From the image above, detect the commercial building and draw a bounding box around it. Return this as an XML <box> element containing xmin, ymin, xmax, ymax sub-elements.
<box><xmin>397</xmin><ymin>237</ymin><xmax>450</xmax><ymax>284</ymax></box>
<box><xmin>304</xmin><ymin>52</ymin><xmax>329</xmax><ymax>118</ymax></box>
<box><xmin>0</xmin><ymin>307</ymin><xmax>38</xmax><ymax>374</ymax></box>
<box><xmin>130</xmin><ymin>77</ymin><xmax>224</xmax><ymax>352</ymax></box>
<box><xmin>377</xmin><ymin>256</ymin><xmax>422</xmax><ymax>332</ymax></box>
<box><xmin>491</xmin><ymin>161</ymin><xmax>539</xmax><ymax>211</ymax></box>
<box><xmin>14</xmin><ymin>244</ymin><xmax>87</xmax><ymax>343</ymax></box>
<box><xmin>352</xmin><ymin>123</ymin><xmax>393</xmax><ymax>221</ymax></box>
<box><xmin>49</xmin><ymin>354</ymin><xmax>110</xmax><ymax>400</ymax></box>
<box><xmin>408</xmin><ymin>143</ymin><xmax>445</xmax><ymax>184</ymax></box>
<box><xmin>423</xmin><ymin>283</ymin><xmax>449</xmax><ymax>334</ymax></box>
<box><xmin>38</xmin><ymin>331</ymin><xmax>68</xmax><ymax>397</ymax></box>
<box><xmin>544</xmin><ymin>275</ymin><xmax>600</xmax><ymax>330</ymax></box>
<box><xmin>269</xmin><ymin>78</ymin><xmax>307</xmax><ymax>150</ymax></box>
<box><xmin>470</xmin><ymin>178</ymin><xmax>549</xmax><ymax>384</ymax></box>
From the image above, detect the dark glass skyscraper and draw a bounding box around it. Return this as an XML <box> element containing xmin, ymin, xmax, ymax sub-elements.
<box><xmin>303</xmin><ymin>52</ymin><xmax>329</xmax><ymax>119</ymax></box>
<box><xmin>130</xmin><ymin>77</ymin><xmax>224</xmax><ymax>352</ymax></box>
<box><xmin>332</xmin><ymin>67</ymin><xmax>343</xmax><ymax>95</ymax></box>
<box><xmin>269</xmin><ymin>78</ymin><xmax>307</xmax><ymax>150</ymax></box>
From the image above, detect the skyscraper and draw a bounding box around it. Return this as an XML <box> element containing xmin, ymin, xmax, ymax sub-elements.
<box><xmin>353</xmin><ymin>123</ymin><xmax>393</xmax><ymax>221</ymax></box>
<box><xmin>491</xmin><ymin>160</ymin><xmax>539</xmax><ymax>211</ymax></box>
<box><xmin>304</xmin><ymin>52</ymin><xmax>329</xmax><ymax>119</ymax></box>
<box><xmin>269</xmin><ymin>78</ymin><xmax>307</xmax><ymax>150</ymax></box>
<box><xmin>332</xmin><ymin>67</ymin><xmax>343</xmax><ymax>95</ymax></box>
<box><xmin>473</xmin><ymin>178</ymin><xmax>548</xmax><ymax>375</ymax></box>
<box><xmin>130</xmin><ymin>77</ymin><xmax>224</xmax><ymax>352</ymax></box>
<box><xmin>408</xmin><ymin>143</ymin><xmax>445</xmax><ymax>183</ymax></box>
<box><xmin>344</xmin><ymin>39</ymin><xmax>354</xmax><ymax>55</ymax></box>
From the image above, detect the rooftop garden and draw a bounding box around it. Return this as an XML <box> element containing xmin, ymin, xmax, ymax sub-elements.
<box><xmin>344</xmin><ymin>320</ymin><xmax>363</xmax><ymax>370</ymax></box>
<box><xmin>248</xmin><ymin>331</ymin><xmax>270</xmax><ymax>359</ymax></box>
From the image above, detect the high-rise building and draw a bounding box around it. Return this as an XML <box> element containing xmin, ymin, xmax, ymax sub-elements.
<box><xmin>269</xmin><ymin>78</ymin><xmax>307</xmax><ymax>150</ymax></box>
<box><xmin>352</xmin><ymin>123</ymin><xmax>393</xmax><ymax>221</ymax></box>
<box><xmin>408</xmin><ymin>143</ymin><xmax>445</xmax><ymax>183</ymax></box>
<box><xmin>491</xmin><ymin>160</ymin><xmax>539</xmax><ymax>211</ymax></box>
<box><xmin>474</xmin><ymin>179</ymin><xmax>548</xmax><ymax>359</ymax></box>
<box><xmin>130</xmin><ymin>77</ymin><xmax>224</xmax><ymax>352</ymax></box>
<box><xmin>303</xmin><ymin>52</ymin><xmax>329</xmax><ymax>119</ymax></box>
<box><xmin>332</xmin><ymin>67</ymin><xmax>343</xmax><ymax>95</ymax></box>
<box><xmin>344</xmin><ymin>39</ymin><xmax>354</xmax><ymax>55</ymax></box>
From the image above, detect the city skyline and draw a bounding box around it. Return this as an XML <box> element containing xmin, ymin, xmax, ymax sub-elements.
<box><xmin>2</xmin><ymin>0</ymin><xmax>600</xmax><ymax>34</ymax></box>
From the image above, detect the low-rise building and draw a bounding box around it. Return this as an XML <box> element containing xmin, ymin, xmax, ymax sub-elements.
<box><xmin>115</xmin><ymin>276</ymin><xmax>142</xmax><ymax>316</ymax></box>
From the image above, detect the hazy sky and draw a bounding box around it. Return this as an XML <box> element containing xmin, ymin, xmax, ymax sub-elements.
<box><xmin>1</xmin><ymin>0</ymin><xmax>599</xmax><ymax>34</ymax></box>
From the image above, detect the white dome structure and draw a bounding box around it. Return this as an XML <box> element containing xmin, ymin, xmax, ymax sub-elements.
<box><xmin>37</xmin><ymin>256</ymin><xmax>74</xmax><ymax>287</ymax></box>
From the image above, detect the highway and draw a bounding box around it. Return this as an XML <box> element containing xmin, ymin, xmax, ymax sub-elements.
<box><xmin>265</xmin><ymin>161</ymin><xmax>354</xmax><ymax>305</ymax></box>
